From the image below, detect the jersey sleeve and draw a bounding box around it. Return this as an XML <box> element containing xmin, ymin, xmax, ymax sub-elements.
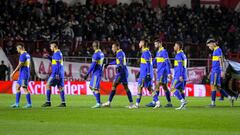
<box><xmin>164</xmin><ymin>51</ymin><xmax>171</xmax><ymax>74</ymax></box>
<box><xmin>116</xmin><ymin>53</ymin><xmax>124</xmax><ymax>66</ymax></box>
<box><xmin>19</xmin><ymin>54</ymin><xmax>26</xmax><ymax>63</ymax></box>
<box><xmin>55</xmin><ymin>52</ymin><xmax>63</xmax><ymax>61</ymax></box>
<box><xmin>175</xmin><ymin>54</ymin><xmax>184</xmax><ymax>77</ymax></box>
<box><xmin>144</xmin><ymin>51</ymin><xmax>151</xmax><ymax>75</ymax></box>
<box><xmin>86</xmin><ymin>53</ymin><xmax>98</xmax><ymax>75</ymax></box>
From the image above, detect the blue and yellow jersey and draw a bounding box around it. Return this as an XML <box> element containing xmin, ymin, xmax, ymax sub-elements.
<box><xmin>87</xmin><ymin>49</ymin><xmax>105</xmax><ymax>75</ymax></box>
<box><xmin>153</xmin><ymin>47</ymin><xmax>171</xmax><ymax>74</ymax></box>
<box><xmin>109</xmin><ymin>49</ymin><xmax>127</xmax><ymax>71</ymax></box>
<box><xmin>51</xmin><ymin>49</ymin><xmax>64</xmax><ymax>77</ymax></box>
<box><xmin>174</xmin><ymin>50</ymin><xmax>187</xmax><ymax>80</ymax></box>
<box><xmin>212</xmin><ymin>46</ymin><xmax>223</xmax><ymax>72</ymax></box>
<box><xmin>139</xmin><ymin>48</ymin><xmax>153</xmax><ymax>78</ymax></box>
<box><xmin>19</xmin><ymin>51</ymin><xmax>30</xmax><ymax>76</ymax></box>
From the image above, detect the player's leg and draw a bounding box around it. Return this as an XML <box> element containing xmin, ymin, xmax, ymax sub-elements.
<box><xmin>121</xmin><ymin>72</ymin><xmax>133</xmax><ymax>107</ymax></box>
<box><xmin>209</xmin><ymin>72</ymin><xmax>230</xmax><ymax>107</ymax></box>
<box><xmin>179</xmin><ymin>81</ymin><xmax>186</xmax><ymax>100</ymax></box>
<box><xmin>11</xmin><ymin>80</ymin><xmax>21</xmax><ymax>108</ymax></box>
<box><xmin>102</xmin><ymin>75</ymin><xmax>120</xmax><ymax>107</ymax></box>
<box><xmin>122</xmin><ymin>84</ymin><xmax>134</xmax><ymax>108</ymax></box>
<box><xmin>57</xmin><ymin>78</ymin><xmax>66</xmax><ymax>107</ymax></box>
<box><xmin>146</xmin><ymin>81</ymin><xmax>160</xmax><ymax>107</ymax></box>
<box><xmin>41</xmin><ymin>77</ymin><xmax>54</xmax><ymax>107</ymax></box>
<box><xmin>22</xmin><ymin>79</ymin><xmax>32</xmax><ymax>108</ymax></box>
<box><xmin>90</xmin><ymin>75</ymin><xmax>101</xmax><ymax>108</ymax></box>
<box><xmin>162</xmin><ymin>83</ymin><xmax>173</xmax><ymax>107</ymax></box>
<box><xmin>134</xmin><ymin>78</ymin><xmax>144</xmax><ymax>108</ymax></box>
<box><xmin>148</xmin><ymin>84</ymin><xmax>161</xmax><ymax>109</ymax></box>
<box><xmin>170</xmin><ymin>79</ymin><xmax>187</xmax><ymax>110</ymax></box>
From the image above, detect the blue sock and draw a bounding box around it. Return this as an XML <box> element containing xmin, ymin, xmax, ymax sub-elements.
<box><xmin>153</xmin><ymin>91</ymin><xmax>159</xmax><ymax>102</ymax></box>
<box><xmin>126</xmin><ymin>90</ymin><xmax>133</xmax><ymax>103</ymax></box>
<box><xmin>211</xmin><ymin>91</ymin><xmax>216</xmax><ymax>101</ymax></box>
<box><xmin>16</xmin><ymin>91</ymin><xmax>21</xmax><ymax>105</ymax></box>
<box><xmin>181</xmin><ymin>91</ymin><xmax>185</xmax><ymax>99</ymax></box>
<box><xmin>95</xmin><ymin>93</ymin><xmax>101</xmax><ymax>104</ymax></box>
<box><xmin>165</xmin><ymin>90</ymin><xmax>171</xmax><ymax>102</ymax></box>
<box><xmin>136</xmin><ymin>93</ymin><xmax>142</xmax><ymax>104</ymax></box>
<box><xmin>173</xmin><ymin>90</ymin><xmax>183</xmax><ymax>100</ymax></box>
<box><xmin>108</xmin><ymin>90</ymin><xmax>116</xmax><ymax>102</ymax></box>
<box><xmin>26</xmin><ymin>93</ymin><xmax>31</xmax><ymax>105</ymax></box>
<box><xmin>46</xmin><ymin>89</ymin><xmax>51</xmax><ymax>102</ymax></box>
<box><xmin>60</xmin><ymin>90</ymin><xmax>65</xmax><ymax>103</ymax></box>
<box><xmin>93</xmin><ymin>91</ymin><xmax>96</xmax><ymax>96</ymax></box>
<box><xmin>220</xmin><ymin>89</ymin><xmax>228</xmax><ymax>97</ymax></box>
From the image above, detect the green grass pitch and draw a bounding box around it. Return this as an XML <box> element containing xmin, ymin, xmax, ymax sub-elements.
<box><xmin>0</xmin><ymin>94</ymin><xmax>240</xmax><ymax>135</ymax></box>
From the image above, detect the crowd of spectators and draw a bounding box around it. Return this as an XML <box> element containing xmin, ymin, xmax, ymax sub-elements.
<box><xmin>0</xmin><ymin>0</ymin><xmax>240</xmax><ymax>59</ymax></box>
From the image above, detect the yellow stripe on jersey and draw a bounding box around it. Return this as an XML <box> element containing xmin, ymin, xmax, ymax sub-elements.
<box><xmin>116</xmin><ymin>59</ymin><xmax>120</xmax><ymax>64</ymax></box>
<box><xmin>141</xmin><ymin>58</ymin><xmax>147</xmax><ymax>63</ymax></box>
<box><xmin>116</xmin><ymin>58</ymin><xmax>127</xmax><ymax>65</ymax></box>
<box><xmin>156</xmin><ymin>57</ymin><xmax>165</xmax><ymax>63</ymax></box>
<box><xmin>52</xmin><ymin>59</ymin><xmax>63</xmax><ymax>65</ymax></box>
<box><xmin>97</xmin><ymin>58</ymin><xmax>104</xmax><ymax>65</ymax></box>
<box><xmin>174</xmin><ymin>60</ymin><xmax>187</xmax><ymax>67</ymax></box>
<box><xmin>212</xmin><ymin>56</ymin><xmax>220</xmax><ymax>61</ymax></box>
<box><xmin>21</xmin><ymin>60</ymin><xmax>30</xmax><ymax>67</ymax></box>
<box><xmin>141</xmin><ymin>58</ymin><xmax>153</xmax><ymax>64</ymax></box>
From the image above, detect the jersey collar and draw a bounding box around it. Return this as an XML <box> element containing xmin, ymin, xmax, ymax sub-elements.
<box><xmin>116</xmin><ymin>49</ymin><xmax>122</xmax><ymax>53</ymax></box>
<box><xmin>214</xmin><ymin>46</ymin><xmax>219</xmax><ymax>51</ymax></box>
<box><xmin>95</xmin><ymin>49</ymin><xmax>101</xmax><ymax>53</ymax></box>
<box><xmin>142</xmin><ymin>47</ymin><xmax>149</xmax><ymax>52</ymax></box>
<box><xmin>177</xmin><ymin>50</ymin><xmax>183</xmax><ymax>54</ymax></box>
<box><xmin>20</xmin><ymin>51</ymin><xmax>26</xmax><ymax>54</ymax></box>
<box><xmin>54</xmin><ymin>49</ymin><xmax>60</xmax><ymax>53</ymax></box>
<box><xmin>158</xmin><ymin>47</ymin><xmax>164</xmax><ymax>52</ymax></box>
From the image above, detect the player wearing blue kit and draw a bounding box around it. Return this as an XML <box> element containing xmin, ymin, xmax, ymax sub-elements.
<box><xmin>146</xmin><ymin>40</ymin><xmax>173</xmax><ymax>108</ymax></box>
<box><xmin>133</xmin><ymin>40</ymin><xmax>154</xmax><ymax>108</ymax></box>
<box><xmin>83</xmin><ymin>41</ymin><xmax>104</xmax><ymax>108</ymax></box>
<box><xmin>42</xmin><ymin>41</ymin><xmax>66</xmax><ymax>107</ymax></box>
<box><xmin>206</xmin><ymin>39</ymin><xmax>232</xmax><ymax>107</ymax></box>
<box><xmin>11</xmin><ymin>43</ymin><xmax>32</xmax><ymax>108</ymax></box>
<box><xmin>170</xmin><ymin>41</ymin><xmax>187</xmax><ymax>110</ymax></box>
<box><xmin>102</xmin><ymin>42</ymin><xmax>134</xmax><ymax>108</ymax></box>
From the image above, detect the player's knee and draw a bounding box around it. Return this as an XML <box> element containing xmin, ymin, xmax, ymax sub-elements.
<box><xmin>112</xmin><ymin>85</ymin><xmax>117</xmax><ymax>90</ymax></box>
<box><xmin>123</xmin><ymin>85</ymin><xmax>130</xmax><ymax>92</ymax></box>
<box><xmin>170</xmin><ymin>87</ymin><xmax>175</xmax><ymax>92</ymax></box>
<box><xmin>46</xmin><ymin>84</ymin><xmax>51</xmax><ymax>89</ymax></box>
<box><xmin>155</xmin><ymin>83</ymin><xmax>160</xmax><ymax>89</ymax></box>
<box><xmin>138</xmin><ymin>86</ymin><xmax>143</xmax><ymax>92</ymax></box>
<box><xmin>148</xmin><ymin>87</ymin><xmax>153</xmax><ymax>92</ymax></box>
<box><xmin>15</xmin><ymin>84</ymin><xmax>20</xmax><ymax>91</ymax></box>
<box><xmin>94</xmin><ymin>90</ymin><xmax>99</xmax><ymax>93</ymax></box>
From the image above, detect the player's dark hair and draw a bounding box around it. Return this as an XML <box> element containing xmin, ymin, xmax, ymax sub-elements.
<box><xmin>175</xmin><ymin>41</ymin><xmax>184</xmax><ymax>49</ymax></box>
<box><xmin>50</xmin><ymin>40</ymin><xmax>58</xmax><ymax>47</ymax></box>
<box><xmin>206</xmin><ymin>38</ymin><xmax>217</xmax><ymax>45</ymax></box>
<box><xmin>112</xmin><ymin>42</ymin><xmax>120</xmax><ymax>48</ymax></box>
<box><xmin>154</xmin><ymin>39</ymin><xmax>160</xmax><ymax>43</ymax></box>
<box><xmin>93</xmin><ymin>40</ymin><xmax>100</xmax><ymax>49</ymax></box>
<box><xmin>140</xmin><ymin>39</ymin><xmax>149</xmax><ymax>48</ymax></box>
<box><xmin>16</xmin><ymin>42</ymin><xmax>25</xmax><ymax>49</ymax></box>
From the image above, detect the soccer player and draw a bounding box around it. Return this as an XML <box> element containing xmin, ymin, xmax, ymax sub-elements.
<box><xmin>206</xmin><ymin>38</ymin><xmax>232</xmax><ymax>107</ymax></box>
<box><xmin>146</xmin><ymin>40</ymin><xmax>173</xmax><ymax>108</ymax></box>
<box><xmin>41</xmin><ymin>41</ymin><xmax>66</xmax><ymax>107</ymax></box>
<box><xmin>83</xmin><ymin>41</ymin><xmax>104</xmax><ymax>108</ymax></box>
<box><xmin>133</xmin><ymin>40</ymin><xmax>154</xmax><ymax>108</ymax></box>
<box><xmin>102</xmin><ymin>42</ymin><xmax>134</xmax><ymax>108</ymax></box>
<box><xmin>170</xmin><ymin>41</ymin><xmax>187</xmax><ymax>110</ymax></box>
<box><xmin>10</xmin><ymin>43</ymin><xmax>32</xmax><ymax>108</ymax></box>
